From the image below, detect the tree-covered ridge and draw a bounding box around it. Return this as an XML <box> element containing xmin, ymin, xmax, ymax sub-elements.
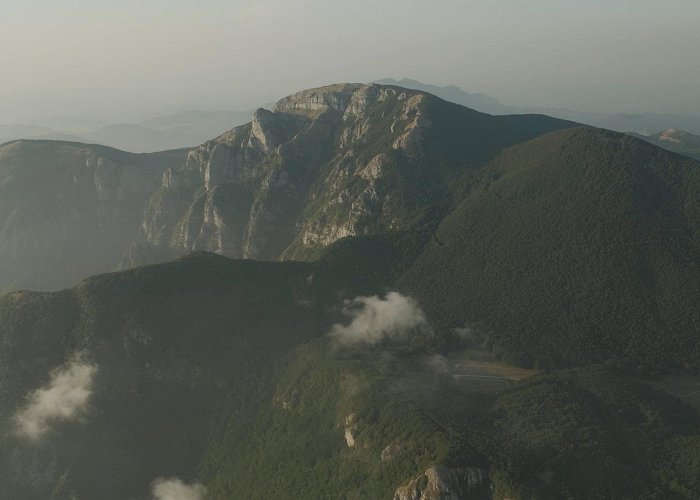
<box><xmin>401</xmin><ymin>127</ymin><xmax>700</xmax><ymax>372</ymax></box>
<box><xmin>0</xmin><ymin>84</ymin><xmax>575</xmax><ymax>294</ymax></box>
<box><xmin>0</xmin><ymin>252</ymin><xmax>699</xmax><ymax>498</ymax></box>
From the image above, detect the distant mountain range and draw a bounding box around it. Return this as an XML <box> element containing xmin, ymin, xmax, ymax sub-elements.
<box><xmin>376</xmin><ymin>77</ymin><xmax>700</xmax><ymax>137</ymax></box>
<box><xmin>0</xmin><ymin>110</ymin><xmax>253</xmax><ymax>153</ymax></box>
<box><xmin>374</xmin><ymin>78</ymin><xmax>513</xmax><ymax>115</ymax></box>
<box><xmin>3</xmin><ymin>78</ymin><xmax>700</xmax><ymax>153</ymax></box>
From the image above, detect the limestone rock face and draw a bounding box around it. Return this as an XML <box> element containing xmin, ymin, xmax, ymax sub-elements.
<box><xmin>0</xmin><ymin>84</ymin><xmax>573</xmax><ymax>290</ymax></box>
<box><xmin>344</xmin><ymin>425</ymin><xmax>358</xmax><ymax>448</ymax></box>
<box><xmin>393</xmin><ymin>466</ymin><xmax>488</xmax><ymax>500</ymax></box>
<box><xmin>131</xmin><ymin>82</ymin><xmax>571</xmax><ymax>267</ymax></box>
<box><xmin>275</xmin><ymin>83</ymin><xmax>362</xmax><ymax>116</ymax></box>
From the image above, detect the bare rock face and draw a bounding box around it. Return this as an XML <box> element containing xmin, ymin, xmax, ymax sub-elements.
<box><xmin>275</xmin><ymin>83</ymin><xmax>362</xmax><ymax>116</ymax></box>
<box><xmin>392</xmin><ymin>94</ymin><xmax>432</xmax><ymax>158</ymax></box>
<box><xmin>138</xmin><ymin>83</ymin><xmax>435</xmax><ymax>263</ymax></box>
<box><xmin>344</xmin><ymin>413</ymin><xmax>359</xmax><ymax>447</ymax></box>
<box><xmin>394</xmin><ymin>466</ymin><xmax>488</xmax><ymax>500</ymax></box>
<box><xmin>130</xmin><ymin>82</ymin><xmax>572</xmax><ymax>268</ymax></box>
<box><xmin>0</xmin><ymin>83</ymin><xmax>573</xmax><ymax>290</ymax></box>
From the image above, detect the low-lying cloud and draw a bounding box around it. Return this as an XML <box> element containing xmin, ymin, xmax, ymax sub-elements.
<box><xmin>152</xmin><ymin>477</ymin><xmax>207</xmax><ymax>500</ymax></box>
<box><xmin>14</xmin><ymin>353</ymin><xmax>97</xmax><ymax>440</ymax></box>
<box><xmin>329</xmin><ymin>292</ymin><xmax>430</xmax><ymax>346</ymax></box>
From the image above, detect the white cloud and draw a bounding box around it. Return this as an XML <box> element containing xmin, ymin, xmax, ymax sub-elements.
<box><xmin>329</xmin><ymin>292</ymin><xmax>430</xmax><ymax>346</ymax></box>
<box><xmin>14</xmin><ymin>353</ymin><xmax>97</xmax><ymax>440</ymax></box>
<box><xmin>152</xmin><ymin>477</ymin><xmax>207</xmax><ymax>500</ymax></box>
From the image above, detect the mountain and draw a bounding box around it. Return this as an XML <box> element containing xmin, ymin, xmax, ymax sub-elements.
<box><xmin>632</xmin><ymin>129</ymin><xmax>700</xmax><ymax>160</ymax></box>
<box><xmin>0</xmin><ymin>125</ymin><xmax>87</xmax><ymax>146</ymax></box>
<box><xmin>0</xmin><ymin>84</ymin><xmax>572</xmax><ymax>294</ymax></box>
<box><xmin>1</xmin><ymin>253</ymin><xmax>699</xmax><ymax>499</ymax></box>
<box><xmin>376</xmin><ymin>78</ymin><xmax>700</xmax><ymax>135</ymax></box>
<box><xmin>512</xmin><ymin>108</ymin><xmax>700</xmax><ymax>137</ymax></box>
<box><xmin>401</xmin><ymin>127</ymin><xmax>700</xmax><ymax>371</ymax></box>
<box><xmin>2</xmin><ymin>83</ymin><xmax>700</xmax><ymax>374</ymax></box>
<box><xmin>128</xmin><ymin>83</ymin><xmax>573</xmax><ymax>268</ymax></box>
<box><xmin>81</xmin><ymin>111</ymin><xmax>254</xmax><ymax>153</ymax></box>
<box><xmin>2</xmin><ymin>83</ymin><xmax>700</xmax><ymax>498</ymax></box>
<box><xmin>0</xmin><ymin>140</ymin><xmax>187</xmax><ymax>292</ymax></box>
<box><xmin>374</xmin><ymin>78</ymin><xmax>512</xmax><ymax>115</ymax></box>
<box><xmin>129</xmin><ymin>85</ymin><xmax>700</xmax><ymax>374</ymax></box>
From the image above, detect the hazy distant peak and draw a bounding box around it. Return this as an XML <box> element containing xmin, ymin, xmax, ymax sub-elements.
<box><xmin>372</xmin><ymin>77</ymin><xmax>512</xmax><ymax>115</ymax></box>
<box><xmin>658</xmin><ymin>128</ymin><xmax>687</xmax><ymax>143</ymax></box>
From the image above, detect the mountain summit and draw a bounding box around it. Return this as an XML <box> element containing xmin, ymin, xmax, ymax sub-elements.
<box><xmin>128</xmin><ymin>83</ymin><xmax>572</xmax><ymax>267</ymax></box>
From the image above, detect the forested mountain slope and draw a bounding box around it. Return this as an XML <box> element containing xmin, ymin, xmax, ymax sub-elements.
<box><xmin>401</xmin><ymin>127</ymin><xmax>700</xmax><ymax>371</ymax></box>
<box><xmin>1</xmin><ymin>253</ymin><xmax>699</xmax><ymax>499</ymax></box>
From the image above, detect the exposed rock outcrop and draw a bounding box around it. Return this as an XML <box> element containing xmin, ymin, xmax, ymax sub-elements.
<box><xmin>381</xmin><ymin>441</ymin><xmax>409</xmax><ymax>462</ymax></box>
<box><xmin>0</xmin><ymin>83</ymin><xmax>574</xmax><ymax>291</ymax></box>
<box><xmin>344</xmin><ymin>425</ymin><xmax>358</xmax><ymax>448</ymax></box>
<box><xmin>394</xmin><ymin>466</ymin><xmax>488</xmax><ymax>500</ymax></box>
<box><xmin>133</xmin><ymin>82</ymin><xmax>572</xmax><ymax>267</ymax></box>
<box><xmin>0</xmin><ymin>140</ymin><xmax>185</xmax><ymax>291</ymax></box>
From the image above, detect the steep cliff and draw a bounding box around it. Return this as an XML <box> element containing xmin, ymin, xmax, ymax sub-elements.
<box><xmin>0</xmin><ymin>140</ymin><xmax>186</xmax><ymax>292</ymax></box>
<box><xmin>0</xmin><ymin>85</ymin><xmax>573</xmax><ymax>290</ymax></box>
<box><xmin>135</xmin><ymin>83</ymin><xmax>573</xmax><ymax>265</ymax></box>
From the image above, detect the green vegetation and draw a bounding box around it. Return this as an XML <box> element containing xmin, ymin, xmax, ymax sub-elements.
<box><xmin>401</xmin><ymin>128</ymin><xmax>700</xmax><ymax>372</ymax></box>
<box><xmin>0</xmin><ymin>253</ymin><xmax>699</xmax><ymax>499</ymax></box>
<box><xmin>1</xmin><ymin>86</ymin><xmax>700</xmax><ymax>498</ymax></box>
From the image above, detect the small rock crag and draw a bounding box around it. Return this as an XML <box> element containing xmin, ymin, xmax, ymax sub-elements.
<box><xmin>394</xmin><ymin>466</ymin><xmax>488</xmax><ymax>500</ymax></box>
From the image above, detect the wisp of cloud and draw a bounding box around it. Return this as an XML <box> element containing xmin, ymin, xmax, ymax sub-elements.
<box><xmin>329</xmin><ymin>291</ymin><xmax>429</xmax><ymax>346</ymax></box>
<box><xmin>152</xmin><ymin>477</ymin><xmax>207</xmax><ymax>500</ymax></box>
<box><xmin>14</xmin><ymin>353</ymin><xmax>97</xmax><ymax>440</ymax></box>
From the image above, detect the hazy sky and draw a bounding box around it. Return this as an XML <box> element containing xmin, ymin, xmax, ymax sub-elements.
<box><xmin>1</xmin><ymin>0</ymin><xmax>699</xmax><ymax>125</ymax></box>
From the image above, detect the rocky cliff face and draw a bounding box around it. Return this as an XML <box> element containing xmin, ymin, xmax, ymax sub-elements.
<box><xmin>0</xmin><ymin>140</ymin><xmax>185</xmax><ymax>291</ymax></box>
<box><xmin>134</xmin><ymin>83</ymin><xmax>573</xmax><ymax>265</ymax></box>
<box><xmin>632</xmin><ymin>128</ymin><xmax>700</xmax><ymax>160</ymax></box>
<box><xmin>394</xmin><ymin>466</ymin><xmax>489</xmax><ymax>500</ymax></box>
